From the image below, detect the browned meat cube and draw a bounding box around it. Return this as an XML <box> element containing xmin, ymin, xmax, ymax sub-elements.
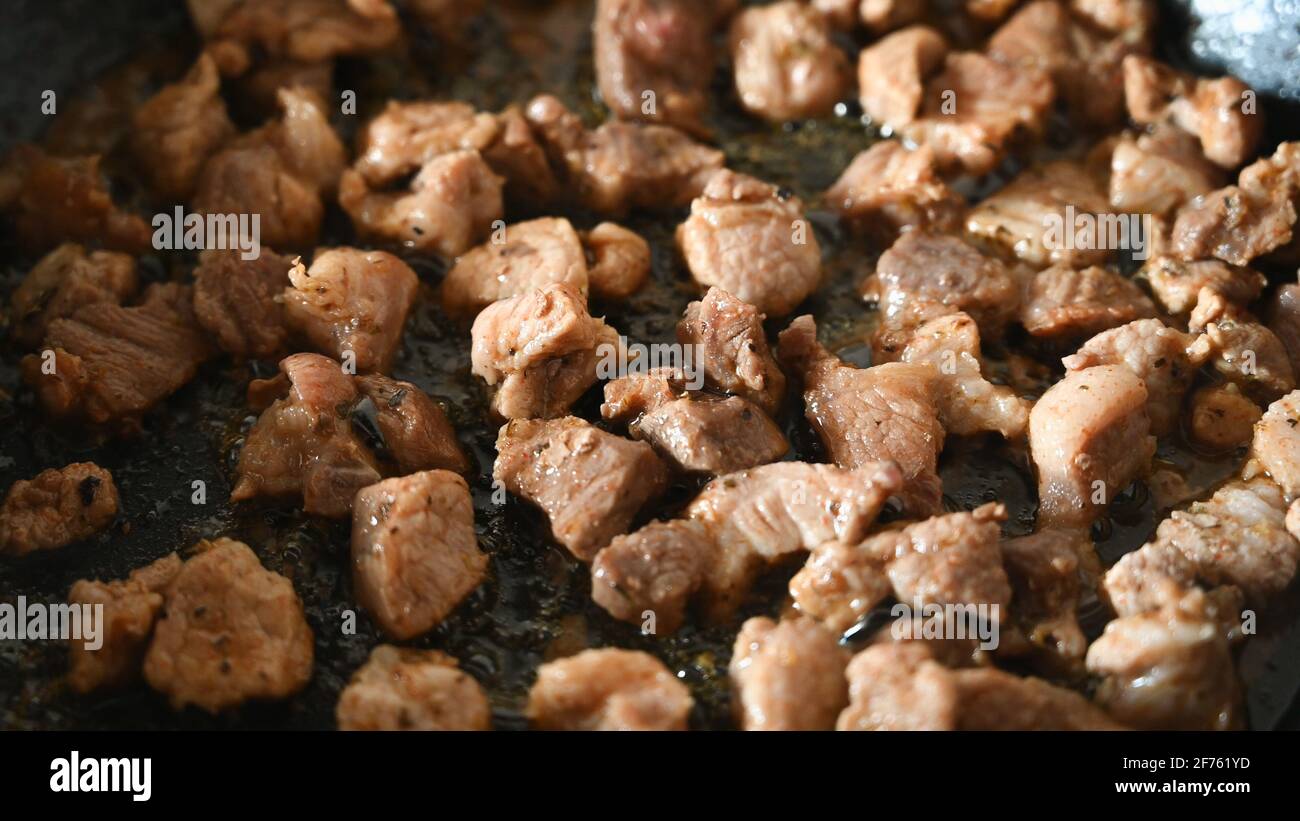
<box><xmin>1019</xmin><ymin>265</ymin><xmax>1156</xmax><ymax>341</ymax></box>
<box><xmin>1087</xmin><ymin>591</ymin><xmax>1242</xmax><ymax>730</ymax></box>
<box><xmin>1269</xmin><ymin>284</ymin><xmax>1300</xmax><ymax>378</ymax></box>
<box><xmin>0</xmin><ymin>463</ymin><xmax>118</xmax><ymax>556</ymax></box>
<box><xmin>837</xmin><ymin>642</ymin><xmax>958</xmax><ymax>730</ymax></box>
<box><xmin>351</xmin><ymin>471</ymin><xmax>487</xmax><ymax>640</ymax></box>
<box><xmin>20</xmin><ymin>283</ymin><xmax>213</xmax><ymax>427</ymax></box>
<box><xmin>192</xmin><ymin>248</ymin><xmax>294</xmax><ymax>358</ymax></box>
<box><xmin>1000</xmin><ymin>528</ymin><xmax>1095</xmax><ymax>671</ymax></box>
<box><xmin>470</xmin><ymin>283</ymin><xmax>620</xmax><ymax>420</ymax></box>
<box><xmin>525</xmin><ymin>94</ymin><xmax>725</xmax><ymax>216</ymax></box>
<box><xmin>590</xmin><ymin>520</ymin><xmax>713</xmax><ymax>634</ymax></box>
<box><xmin>494</xmin><ymin>417</ymin><xmax>669</xmax><ymax>562</ymax></box>
<box><xmin>824</xmin><ymin>142</ymin><xmax>964</xmax><ymax>241</ymax></box>
<box><xmin>581</xmin><ymin>222</ymin><xmax>651</xmax><ymax>301</ymax></box>
<box><xmin>350</xmin><ymin>100</ymin><xmax>501</xmax><ymax>186</ymax></box>
<box><xmin>8</xmin><ymin>243</ymin><xmax>137</xmax><ymax>348</ymax></box>
<box><xmin>677</xmin><ymin>169</ymin><xmax>822</xmax><ymax>317</ymax></box>
<box><xmin>966</xmin><ymin>161</ymin><xmax>1114</xmax><ymax>268</ymax></box>
<box><xmin>143</xmin><ymin>538</ymin><xmax>314</xmax><ymax>713</ymax></box>
<box><xmin>527</xmin><ymin>648</ymin><xmax>693</xmax><ymax>730</ymax></box>
<box><xmin>1062</xmin><ymin>319</ymin><xmax>1214</xmax><ymax>435</ymax></box>
<box><xmin>231</xmin><ymin>353</ymin><xmax>381</xmax><ymax>518</ymax></box>
<box><xmin>779</xmin><ymin>314</ymin><xmax>944</xmax><ymax>513</ymax></box>
<box><xmin>1190</xmin><ymin>288</ymin><xmax>1295</xmax><ymax>402</ymax></box>
<box><xmin>1140</xmin><ymin>255</ymin><xmax>1265</xmax><ymax>316</ymax></box>
<box><xmin>728</xmin><ymin>1</ymin><xmax>849</xmax><ymax>122</ymax></box>
<box><xmin>868</xmin><ymin>231</ymin><xmax>1020</xmax><ymax>339</ymax></box>
<box><xmin>1170</xmin><ymin>186</ymin><xmax>1295</xmax><ymax>267</ymax></box>
<box><xmin>676</xmin><ymin>287</ymin><xmax>786</xmax><ymax>415</ymax></box>
<box><xmin>1102</xmin><ymin>539</ymin><xmax>1200</xmax><ymax>618</ymax></box>
<box><xmin>1109</xmin><ymin>125</ymin><xmax>1225</xmax><ymax>216</ymax></box>
<box><xmin>353</xmin><ymin>374</ymin><xmax>469</xmax><ymax>475</ymax></box>
<box><xmin>1189</xmin><ymin>383</ymin><xmax>1261</xmax><ymax>450</ymax></box>
<box><xmin>1248</xmin><ymin>391</ymin><xmax>1300</xmax><ymax>500</ymax></box>
<box><xmin>856</xmin><ymin>25</ymin><xmax>948</xmax><ymax>128</ymax></box>
<box><xmin>1123</xmin><ymin>54</ymin><xmax>1262</xmax><ymax>169</ymax></box>
<box><xmin>789</xmin><ymin>540</ymin><xmax>892</xmax><ymax>634</ymax></box>
<box><xmin>130</xmin><ymin>54</ymin><xmax>235</xmax><ymax>200</ymax></box>
<box><xmin>196</xmin><ymin>0</ymin><xmax>399</xmax><ymax>68</ymax></box>
<box><xmin>66</xmin><ymin>554</ymin><xmax>182</xmax><ymax>693</ymax></box>
<box><xmin>1029</xmin><ymin>365</ymin><xmax>1155</xmax><ymax>526</ymax></box>
<box><xmin>953</xmin><ymin>666</ymin><xmax>1125</xmax><ymax>729</ymax></box>
<box><xmin>0</xmin><ymin>144</ymin><xmax>150</xmax><ymax>254</ymax></box>
<box><xmin>283</xmin><ymin>248</ymin><xmax>419</xmax><ymax>374</ymax></box>
<box><xmin>730</xmin><ymin>617</ymin><xmax>848</xmax><ymax>730</ymax></box>
<box><xmin>338</xmin><ymin>149</ymin><xmax>504</xmax><ymax>257</ymax></box>
<box><xmin>593</xmin><ymin>0</ymin><xmax>714</xmax><ymax>135</ymax></box>
<box><xmin>336</xmin><ymin>646</ymin><xmax>491</xmax><ymax>731</ymax></box>
<box><xmin>440</xmin><ymin>217</ymin><xmax>588</xmax><ymax>317</ymax></box>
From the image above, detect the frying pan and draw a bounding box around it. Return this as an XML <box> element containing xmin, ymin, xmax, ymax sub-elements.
<box><xmin>1</xmin><ymin>0</ymin><xmax>1298</xmax><ymax>731</ymax></box>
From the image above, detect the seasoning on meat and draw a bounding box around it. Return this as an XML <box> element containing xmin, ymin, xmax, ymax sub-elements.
<box><xmin>1189</xmin><ymin>383</ymin><xmax>1262</xmax><ymax>450</ymax></box>
<box><xmin>354</xmin><ymin>374</ymin><xmax>469</xmax><ymax>474</ymax></box>
<box><xmin>1019</xmin><ymin>265</ymin><xmax>1157</xmax><ymax>341</ymax></box>
<box><xmin>676</xmin><ymin>287</ymin><xmax>787</xmax><ymax>415</ymax></box>
<box><xmin>1189</xmin><ymin>287</ymin><xmax>1295</xmax><ymax>402</ymax></box>
<box><xmin>825</xmin><ymin>141</ymin><xmax>964</xmax><ymax>241</ymax></box>
<box><xmin>192</xmin><ymin>248</ymin><xmax>294</xmax><ymax>358</ymax></box>
<box><xmin>336</xmin><ymin>646</ymin><xmax>491</xmax><ymax>731</ymax></box>
<box><xmin>1108</xmin><ymin>125</ymin><xmax>1225</xmax><ymax>216</ymax></box>
<box><xmin>441</xmin><ymin>217</ymin><xmax>588</xmax><ymax>317</ymax></box>
<box><xmin>1140</xmin><ymin>255</ymin><xmax>1265</xmax><ymax>316</ymax></box>
<box><xmin>0</xmin><ymin>463</ymin><xmax>119</xmax><ymax>557</ymax></box>
<box><xmin>728</xmin><ymin>1</ymin><xmax>849</xmax><ymax>122</ymax></box>
<box><xmin>527</xmin><ymin>648</ymin><xmax>693</xmax><ymax>730</ymax></box>
<box><xmin>730</xmin><ymin>616</ymin><xmax>848</xmax><ymax>730</ymax></box>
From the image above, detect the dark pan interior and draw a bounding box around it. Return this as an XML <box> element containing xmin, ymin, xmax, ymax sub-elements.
<box><xmin>1</xmin><ymin>0</ymin><xmax>1299</xmax><ymax>730</ymax></box>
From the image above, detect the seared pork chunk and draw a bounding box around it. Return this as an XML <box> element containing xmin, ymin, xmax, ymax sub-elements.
<box><xmin>1189</xmin><ymin>383</ymin><xmax>1261</xmax><ymax>450</ymax></box>
<box><xmin>232</xmin><ymin>353</ymin><xmax>381</xmax><ymax>518</ymax></box>
<box><xmin>856</xmin><ymin>25</ymin><xmax>948</xmax><ymax>128</ymax></box>
<box><xmin>601</xmin><ymin>370</ymin><xmax>788</xmax><ymax>474</ymax></box>
<box><xmin>953</xmin><ymin>666</ymin><xmax>1125</xmax><ymax>729</ymax></box>
<box><xmin>1000</xmin><ymin>528</ymin><xmax>1095</xmax><ymax>670</ymax></box>
<box><xmin>0</xmin><ymin>463</ymin><xmax>119</xmax><ymax>556</ymax></box>
<box><xmin>591</xmin><ymin>461</ymin><xmax>902</xmax><ymax>628</ymax></box>
<box><xmin>353</xmin><ymin>374</ymin><xmax>469</xmax><ymax>474</ymax></box>
<box><xmin>1030</xmin><ymin>365</ymin><xmax>1155</xmax><ymax>526</ymax></box>
<box><xmin>966</xmin><ymin>161</ymin><xmax>1114</xmax><ymax>268</ymax></box>
<box><xmin>1062</xmin><ymin>319</ymin><xmax>1213</xmax><ymax>435</ymax></box>
<box><xmin>1109</xmin><ymin>125</ymin><xmax>1225</xmax><ymax>216</ymax></box>
<box><xmin>676</xmin><ymin>287</ymin><xmax>786</xmax><ymax>415</ymax></box>
<box><xmin>283</xmin><ymin>248</ymin><xmax>419</xmax><ymax>374</ymax></box>
<box><xmin>825</xmin><ymin>142</ymin><xmax>963</xmax><ymax>241</ymax></box>
<box><xmin>1171</xmin><ymin>186</ymin><xmax>1295</xmax><ymax>267</ymax></box>
<box><xmin>1269</xmin><ymin>284</ymin><xmax>1300</xmax><ymax>378</ymax></box>
<box><xmin>525</xmin><ymin>94</ymin><xmax>724</xmax><ymax>216</ymax></box>
<box><xmin>351</xmin><ymin>471</ymin><xmax>487</xmax><ymax>640</ymax></box>
<box><xmin>1189</xmin><ymin>288</ymin><xmax>1295</xmax><ymax>402</ymax></box>
<box><xmin>677</xmin><ymin>169</ymin><xmax>822</xmax><ymax>317</ymax></box>
<box><xmin>1087</xmin><ymin>591</ymin><xmax>1241</xmax><ymax>730</ymax></box>
<box><xmin>494</xmin><ymin>417</ymin><xmax>669</xmax><ymax>562</ymax></box>
<box><xmin>527</xmin><ymin>648</ymin><xmax>692</xmax><ymax>730</ymax></box>
<box><xmin>67</xmin><ymin>554</ymin><xmax>182</xmax><ymax>693</ymax></box>
<box><xmin>780</xmin><ymin>315</ymin><xmax>944</xmax><ymax>513</ymax></box>
<box><xmin>8</xmin><ymin>243</ymin><xmax>137</xmax><ymax>348</ymax></box>
<box><xmin>143</xmin><ymin>538</ymin><xmax>313</xmax><ymax>713</ymax></box>
<box><xmin>192</xmin><ymin>248</ymin><xmax>294</xmax><ymax>358</ymax></box>
<box><xmin>0</xmin><ymin>144</ymin><xmax>150</xmax><ymax>253</ymax></box>
<box><xmin>1123</xmin><ymin>54</ymin><xmax>1262</xmax><ymax>169</ymax></box>
<box><xmin>1103</xmin><ymin>539</ymin><xmax>1200</xmax><ymax>618</ymax></box>
<box><xmin>729</xmin><ymin>2</ymin><xmax>849</xmax><ymax>122</ymax></box>
<box><xmin>868</xmin><ymin>231</ymin><xmax>1020</xmax><ymax>339</ymax></box>
<box><xmin>131</xmin><ymin>54</ymin><xmax>235</xmax><ymax>200</ymax></box>
<box><xmin>336</xmin><ymin>646</ymin><xmax>491</xmax><ymax>731</ymax></box>
<box><xmin>1141</xmin><ymin>255</ymin><xmax>1265</xmax><ymax>316</ymax></box>
<box><xmin>730</xmin><ymin>617</ymin><xmax>848</xmax><ymax>730</ymax></box>
<box><xmin>1020</xmin><ymin>265</ymin><xmax>1156</xmax><ymax>342</ymax></box>
<box><xmin>593</xmin><ymin>0</ymin><xmax>714</xmax><ymax>135</ymax></box>
<box><xmin>582</xmin><ymin>222</ymin><xmax>651</xmax><ymax>301</ymax></box>
<box><xmin>196</xmin><ymin>0</ymin><xmax>399</xmax><ymax>69</ymax></box>
<box><xmin>338</xmin><ymin>149</ymin><xmax>504</xmax><ymax>257</ymax></box>
<box><xmin>441</xmin><ymin>217</ymin><xmax>587</xmax><ymax>317</ymax></box>
<box><xmin>470</xmin><ymin>283</ymin><xmax>620</xmax><ymax>420</ymax></box>
<box><xmin>1248</xmin><ymin>391</ymin><xmax>1300</xmax><ymax>499</ymax></box>
<box><xmin>21</xmin><ymin>283</ymin><xmax>213</xmax><ymax>427</ymax></box>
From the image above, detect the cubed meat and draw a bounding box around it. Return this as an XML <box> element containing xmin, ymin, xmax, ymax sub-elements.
<box><xmin>1062</xmin><ymin>319</ymin><xmax>1214</xmax><ymax>434</ymax></box>
<box><xmin>1108</xmin><ymin>125</ymin><xmax>1225</xmax><ymax>216</ymax></box>
<box><xmin>441</xmin><ymin>217</ymin><xmax>588</xmax><ymax>317</ymax></box>
<box><xmin>1000</xmin><ymin>528</ymin><xmax>1095</xmax><ymax>670</ymax></box>
<box><xmin>590</xmin><ymin>520</ymin><xmax>713</xmax><ymax>634</ymax></box>
<box><xmin>676</xmin><ymin>287</ymin><xmax>786</xmax><ymax>415</ymax></box>
<box><xmin>143</xmin><ymin>538</ymin><xmax>314</xmax><ymax>713</ymax></box>
<box><xmin>197</xmin><ymin>0</ymin><xmax>399</xmax><ymax>67</ymax></box>
<box><xmin>1248</xmin><ymin>391</ymin><xmax>1300</xmax><ymax>500</ymax></box>
<box><xmin>728</xmin><ymin>1</ymin><xmax>849</xmax><ymax>122</ymax></box>
<box><xmin>130</xmin><ymin>54</ymin><xmax>235</xmax><ymax>200</ymax></box>
<box><xmin>1189</xmin><ymin>383</ymin><xmax>1261</xmax><ymax>450</ymax></box>
<box><xmin>1170</xmin><ymin>186</ymin><xmax>1296</xmax><ymax>267</ymax></box>
<box><xmin>1029</xmin><ymin>365</ymin><xmax>1155</xmax><ymax>526</ymax></box>
<box><xmin>677</xmin><ymin>169</ymin><xmax>822</xmax><ymax>317</ymax></box>
<box><xmin>470</xmin><ymin>283</ymin><xmax>620</xmax><ymax>420</ymax></box>
<box><xmin>952</xmin><ymin>666</ymin><xmax>1125</xmax><ymax>729</ymax></box>
<box><xmin>336</xmin><ymin>646</ymin><xmax>491</xmax><ymax>731</ymax></box>
<box><xmin>1140</xmin><ymin>255</ymin><xmax>1265</xmax><ymax>316</ymax></box>
<box><xmin>192</xmin><ymin>248</ymin><xmax>294</xmax><ymax>358</ymax></box>
<box><xmin>1102</xmin><ymin>539</ymin><xmax>1200</xmax><ymax>618</ymax></box>
<box><xmin>283</xmin><ymin>248</ymin><xmax>419</xmax><ymax>374</ymax></box>
<box><xmin>494</xmin><ymin>417</ymin><xmax>669</xmax><ymax>562</ymax></box>
<box><xmin>338</xmin><ymin>149</ymin><xmax>504</xmax><ymax>258</ymax></box>
<box><xmin>1019</xmin><ymin>265</ymin><xmax>1156</xmax><ymax>342</ymax></box>
<box><xmin>824</xmin><ymin>141</ymin><xmax>964</xmax><ymax>241</ymax></box>
<box><xmin>66</xmin><ymin>554</ymin><xmax>182</xmax><ymax>693</ymax></box>
<box><xmin>1269</xmin><ymin>284</ymin><xmax>1300</xmax><ymax>378</ymax></box>
<box><xmin>231</xmin><ymin>353</ymin><xmax>381</xmax><ymax>518</ymax></box>
<box><xmin>582</xmin><ymin>222</ymin><xmax>651</xmax><ymax>301</ymax></box>
<box><xmin>0</xmin><ymin>463</ymin><xmax>119</xmax><ymax>557</ymax></box>
<box><xmin>350</xmin><ymin>100</ymin><xmax>500</xmax><ymax>186</ymax></box>
<box><xmin>856</xmin><ymin>25</ymin><xmax>948</xmax><ymax>128</ymax></box>
<box><xmin>730</xmin><ymin>616</ymin><xmax>848</xmax><ymax>730</ymax></box>
<box><xmin>966</xmin><ymin>161</ymin><xmax>1114</xmax><ymax>268</ymax></box>
<box><xmin>353</xmin><ymin>374</ymin><xmax>469</xmax><ymax>474</ymax></box>
<box><xmin>351</xmin><ymin>470</ymin><xmax>487</xmax><ymax>640</ymax></box>
<box><xmin>837</xmin><ymin>642</ymin><xmax>959</xmax><ymax>730</ymax></box>
<box><xmin>8</xmin><ymin>243</ymin><xmax>137</xmax><ymax>348</ymax></box>
<box><xmin>527</xmin><ymin>648</ymin><xmax>692</xmax><ymax>730</ymax></box>
<box><xmin>20</xmin><ymin>283</ymin><xmax>213</xmax><ymax>427</ymax></box>
<box><xmin>1189</xmin><ymin>288</ymin><xmax>1295</xmax><ymax>402</ymax></box>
